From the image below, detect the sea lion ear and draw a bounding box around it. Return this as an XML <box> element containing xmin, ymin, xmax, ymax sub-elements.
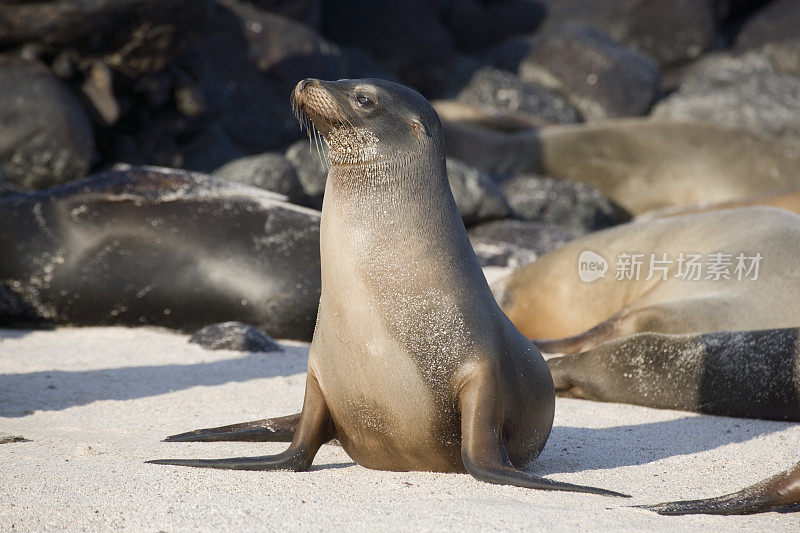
<box><xmin>411</xmin><ymin>118</ymin><xmax>429</xmax><ymax>139</ymax></box>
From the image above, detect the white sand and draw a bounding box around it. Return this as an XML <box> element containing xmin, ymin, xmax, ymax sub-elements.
<box><xmin>1</xmin><ymin>326</ymin><xmax>798</xmax><ymax>531</ymax></box>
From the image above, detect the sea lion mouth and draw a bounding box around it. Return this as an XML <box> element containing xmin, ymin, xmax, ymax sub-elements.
<box><xmin>291</xmin><ymin>79</ymin><xmax>349</xmax><ymax>139</ymax></box>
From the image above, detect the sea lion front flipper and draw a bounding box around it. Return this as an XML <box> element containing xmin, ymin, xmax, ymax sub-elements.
<box><xmin>147</xmin><ymin>375</ymin><xmax>333</xmax><ymax>471</ymax></box>
<box><xmin>458</xmin><ymin>366</ymin><xmax>628</xmax><ymax>497</ymax></box>
<box><xmin>640</xmin><ymin>462</ymin><xmax>800</xmax><ymax>515</ymax></box>
<box><xmin>163</xmin><ymin>413</ymin><xmax>301</xmax><ymax>442</ymax></box>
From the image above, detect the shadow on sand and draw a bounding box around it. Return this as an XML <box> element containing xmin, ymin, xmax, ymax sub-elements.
<box><xmin>0</xmin><ymin>350</ymin><xmax>308</xmax><ymax>417</ymax></box>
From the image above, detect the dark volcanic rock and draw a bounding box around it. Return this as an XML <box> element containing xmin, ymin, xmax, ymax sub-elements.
<box><xmin>652</xmin><ymin>52</ymin><xmax>800</xmax><ymax>144</ymax></box>
<box><xmin>245</xmin><ymin>0</ymin><xmax>323</xmax><ymax>28</ymax></box>
<box><xmin>457</xmin><ymin>67</ymin><xmax>581</xmax><ymax>124</ymax></box>
<box><xmin>736</xmin><ymin>0</ymin><xmax>800</xmax><ymax>77</ymax></box>
<box><xmin>499</xmin><ymin>174</ymin><xmax>631</xmax><ymax>235</ymax></box>
<box><xmin>189</xmin><ymin>322</ymin><xmax>283</xmax><ymax>352</ymax></box>
<box><xmin>0</xmin><ymin>0</ymin><xmax>209</xmax><ymax>77</ymax></box>
<box><xmin>285</xmin><ymin>139</ymin><xmax>327</xmax><ymax>205</ymax></box>
<box><xmin>446</xmin><ymin>159</ymin><xmax>511</xmax><ymax>226</ymax></box>
<box><xmin>218</xmin><ymin>0</ymin><xmax>348</xmax><ymax>84</ymax></box>
<box><xmin>0</xmin><ymin>58</ymin><xmax>95</xmax><ymax>190</ymax></box>
<box><xmin>469</xmin><ymin>219</ymin><xmax>575</xmax><ymax>269</ymax></box>
<box><xmin>180</xmin><ymin>122</ymin><xmax>248</xmax><ymax>173</ymax></box>
<box><xmin>214</xmin><ymin>153</ymin><xmax>306</xmax><ymax>203</ymax></box>
<box><xmin>537</xmin><ymin>0</ymin><xmax>717</xmax><ymax>68</ymax></box>
<box><xmin>321</xmin><ymin>0</ymin><xmax>455</xmax><ymax>95</ymax></box>
<box><xmin>518</xmin><ymin>23</ymin><xmax>660</xmax><ymax>120</ymax></box>
<box><xmin>170</xmin><ymin>4</ymin><xmax>304</xmax><ymax>159</ymax></box>
<box><xmin>440</xmin><ymin>0</ymin><xmax>545</xmax><ymax>53</ymax></box>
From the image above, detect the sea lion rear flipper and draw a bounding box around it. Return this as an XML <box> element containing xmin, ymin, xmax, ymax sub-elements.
<box><xmin>147</xmin><ymin>376</ymin><xmax>333</xmax><ymax>471</ymax></box>
<box><xmin>639</xmin><ymin>462</ymin><xmax>800</xmax><ymax>515</ymax></box>
<box><xmin>163</xmin><ymin>413</ymin><xmax>301</xmax><ymax>442</ymax></box>
<box><xmin>458</xmin><ymin>366</ymin><xmax>628</xmax><ymax>497</ymax></box>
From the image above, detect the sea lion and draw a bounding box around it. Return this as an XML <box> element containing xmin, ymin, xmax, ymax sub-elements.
<box><xmin>0</xmin><ymin>167</ymin><xmax>321</xmax><ymax>340</ymax></box>
<box><xmin>638</xmin><ymin>189</ymin><xmax>800</xmax><ymax>220</ymax></box>
<box><xmin>493</xmin><ymin>207</ymin><xmax>800</xmax><ymax>351</ymax></box>
<box><xmin>494</xmin><ymin>209</ymin><xmax>800</xmax><ymax>515</ymax></box>
<box><xmin>147</xmin><ymin>78</ymin><xmax>625</xmax><ymax>498</ymax></box>
<box><xmin>438</xmin><ymin>114</ymin><xmax>800</xmax><ymax>215</ymax></box>
<box><xmin>546</xmin><ymin>328</ymin><xmax>800</xmax><ymax>515</ymax></box>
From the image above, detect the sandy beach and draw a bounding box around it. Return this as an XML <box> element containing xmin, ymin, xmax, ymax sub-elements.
<box><xmin>1</xmin><ymin>326</ymin><xmax>798</xmax><ymax>531</ymax></box>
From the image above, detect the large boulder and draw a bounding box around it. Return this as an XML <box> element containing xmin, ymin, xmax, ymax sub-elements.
<box><xmin>518</xmin><ymin>23</ymin><xmax>660</xmax><ymax>120</ymax></box>
<box><xmin>652</xmin><ymin>52</ymin><xmax>800</xmax><ymax>144</ymax></box>
<box><xmin>457</xmin><ymin>67</ymin><xmax>581</xmax><ymax>124</ymax></box>
<box><xmin>469</xmin><ymin>219</ymin><xmax>576</xmax><ymax>270</ymax></box>
<box><xmin>498</xmin><ymin>173</ymin><xmax>631</xmax><ymax>235</ymax></box>
<box><xmin>320</xmin><ymin>0</ymin><xmax>455</xmax><ymax>95</ymax></box>
<box><xmin>0</xmin><ymin>57</ymin><xmax>95</xmax><ymax>189</ymax></box>
<box><xmin>736</xmin><ymin>0</ymin><xmax>800</xmax><ymax>77</ymax></box>
<box><xmin>214</xmin><ymin>152</ymin><xmax>307</xmax><ymax>204</ymax></box>
<box><xmin>0</xmin><ymin>0</ymin><xmax>210</xmax><ymax>77</ymax></box>
<box><xmin>446</xmin><ymin>159</ymin><xmax>511</xmax><ymax>226</ymax></box>
<box><xmin>285</xmin><ymin>139</ymin><xmax>327</xmax><ymax>207</ymax></box>
<box><xmin>536</xmin><ymin>0</ymin><xmax>717</xmax><ymax>68</ymax></box>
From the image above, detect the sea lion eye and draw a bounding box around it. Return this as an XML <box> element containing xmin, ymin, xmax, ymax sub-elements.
<box><xmin>355</xmin><ymin>93</ymin><xmax>374</xmax><ymax>107</ymax></box>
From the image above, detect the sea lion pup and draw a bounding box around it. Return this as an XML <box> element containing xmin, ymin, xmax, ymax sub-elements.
<box><xmin>148</xmin><ymin>78</ymin><xmax>624</xmax><ymax>497</ymax></box>
<box><xmin>438</xmin><ymin>115</ymin><xmax>800</xmax><ymax>215</ymax></box>
<box><xmin>493</xmin><ymin>207</ymin><xmax>800</xmax><ymax>353</ymax></box>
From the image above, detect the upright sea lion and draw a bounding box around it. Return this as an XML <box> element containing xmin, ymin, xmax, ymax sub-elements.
<box><xmin>494</xmin><ymin>207</ymin><xmax>800</xmax><ymax>351</ymax></box>
<box><xmin>148</xmin><ymin>78</ymin><xmax>624</xmax><ymax>498</ymax></box>
<box><xmin>0</xmin><ymin>167</ymin><xmax>322</xmax><ymax>340</ymax></box>
<box><xmin>438</xmin><ymin>114</ymin><xmax>800</xmax><ymax>215</ymax></box>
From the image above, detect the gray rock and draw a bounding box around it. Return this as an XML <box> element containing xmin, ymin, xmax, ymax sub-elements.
<box><xmin>457</xmin><ymin>67</ymin><xmax>582</xmax><ymax>124</ymax></box>
<box><xmin>446</xmin><ymin>159</ymin><xmax>511</xmax><ymax>226</ymax></box>
<box><xmin>652</xmin><ymin>52</ymin><xmax>800</xmax><ymax>144</ymax></box>
<box><xmin>469</xmin><ymin>219</ymin><xmax>576</xmax><ymax>269</ymax></box>
<box><xmin>214</xmin><ymin>153</ymin><xmax>306</xmax><ymax>203</ymax></box>
<box><xmin>536</xmin><ymin>0</ymin><xmax>717</xmax><ymax>68</ymax></box>
<box><xmin>518</xmin><ymin>23</ymin><xmax>660</xmax><ymax>120</ymax></box>
<box><xmin>736</xmin><ymin>0</ymin><xmax>800</xmax><ymax>77</ymax></box>
<box><xmin>190</xmin><ymin>322</ymin><xmax>283</xmax><ymax>352</ymax></box>
<box><xmin>285</xmin><ymin>139</ymin><xmax>327</xmax><ymax>205</ymax></box>
<box><xmin>499</xmin><ymin>173</ymin><xmax>631</xmax><ymax>235</ymax></box>
<box><xmin>0</xmin><ymin>58</ymin><xmax>95</xmax><ymax>190</ymax></box>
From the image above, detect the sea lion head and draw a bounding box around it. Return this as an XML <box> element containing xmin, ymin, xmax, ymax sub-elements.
<box><xmin>292</xmin><ymin>78</ymin><xmax>442</xmax><ymax>166</ymax></box>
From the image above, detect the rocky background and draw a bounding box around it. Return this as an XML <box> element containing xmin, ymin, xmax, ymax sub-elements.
<box><xmin>1</xmin><ymin>0</ymin><xmax>798</xmax><ymax>267</ymax></box>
